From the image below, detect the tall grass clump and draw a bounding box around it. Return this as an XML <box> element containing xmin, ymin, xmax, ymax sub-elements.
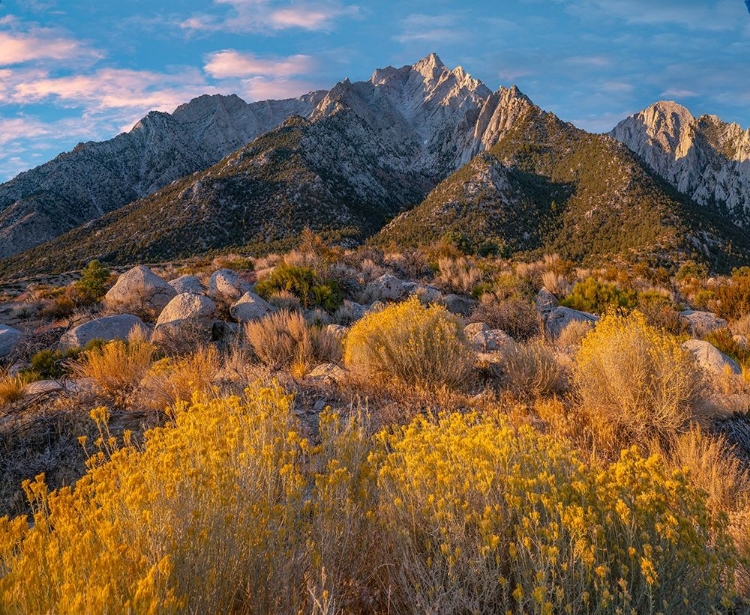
<box><xmin>503</xmin><ymin>341</ymin><xmax>566</xmax><ymax>398</ymax></box>
<box><xmin>575</xmin><ymin>312</ymin><xmax>702</xmax><ymax>454</ymax></box>
<box><xmin>344</xmin><ymin>296</ymin><xmax>473</xmax><ymax>389</ymax></box>
<box><xmin>0</xmin><ymin>372</ymin><xmax>31</xmax><ymax>406</ymax></box>
<box><xmin>70</xmin><ymin>332</ymin><xmax>156</xmax><ymax>402</ymax></box>
<box><xmin>245</xmin><ymin>310</ymin><xmax>341</xmax><ymax>375</ymax></box>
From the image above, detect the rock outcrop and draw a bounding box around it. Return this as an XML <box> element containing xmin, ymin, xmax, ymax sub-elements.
<box><xmin>104</xmin><ymin>266</ymin><xmax>177</xmax><ymax>319</ymax></box>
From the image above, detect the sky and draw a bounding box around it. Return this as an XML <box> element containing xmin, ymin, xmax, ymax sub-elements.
<box><xmin>0</xmin><ymin>0</ymin><xmax>749</xmax><ymax>183</ymax></box>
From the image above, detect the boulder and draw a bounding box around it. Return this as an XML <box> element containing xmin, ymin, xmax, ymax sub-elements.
<box><xmin>366</xmin><ymin>274</ymin><xmax>406</xmax><ymax>302</ymax></box>
<box><xmin>535</xmin><ymin>288</ymin><xmax>558</xmax><ymax>315</ymax></box>
<box><xmin>404</xmin><ymin>282</ymin><xmax>442</xmax><ymax>304</ymax></box>
<box><xmin>104</xmin><ymin>266</ymin><xmax>176</xmax><ymax>319</ymax></box>
<box><xmin>544</xmin><ymin>307</ymin><xmax>599</xmax><ymax>339</ymax></box>
<box><xmin>682</xmin><ymin>340</ymin><xmax>741</xmax><ymax>377</ymax></box>
<box><xmin>464</xmin><ymin>323</ymin><xmax>516</xmax><ymax>353</ymax></box>
<box><xmin>442</xmin><ymin>294</ymin><xmax>477</xmax><ymax>316</ymax></box>
<box><xmin>168</xmin><ymin>275</ymin><xmax>205</xmax><ymax>295</ymax></box>
<box><xmin>229</xmin><ymin>291</ymin><xmax>274</xmax><ymax>323</ymax></box>
<box><xmin>154</xmin><ymin>293</ymin><xmax>217</xmax><ymax>339</ymax></box>
<box><xmin>208</xmin><ymin>269</ymin><xmax>251</xmax><ymax>303</ymax></box>
<box><xmin>0</xmin><ymin>324</ymin><xmax>22</xmax><ymax>358</ymax></box>
<box><xmin>679</xmin><ymin>310</ymin><xmax>727</xmax><ymax>337</ymax></box>
<box><xmin>59</xmin><ymin>314</ymin><xmax>148</xmax><ymax>350</ymax></box>
<box><xmin>307</xmin><ymin>363</ymin><xmax>349</xmax><ymax>384</ymax></box>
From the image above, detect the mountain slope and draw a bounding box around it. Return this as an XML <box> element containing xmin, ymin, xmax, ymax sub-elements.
<box><xmin>375</xmin><ymin>103</ymin><xmax>750</xmax><ymax>270</ymax></box>
<box><xmin>0</xmin><ymin>92</ymin><xmax>326</xmax><ymax>258</ymax></box>
<box><xmin>611</xmin><ymin>101</ymin><xmax>750</xmax><ymax>228</ymax></box>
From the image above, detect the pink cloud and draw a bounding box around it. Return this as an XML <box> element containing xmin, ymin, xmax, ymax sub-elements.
<box><xmin>0</xmin><ymin>30</ymin><xmax>84</xmax><ymax>65</ymax></box>
<box><xmin>204</xmin><ymin>51</ymin><xmax>316</xmax><ymax>79</ymax></box>
<box><xmin>242</xmin><ymin>76</ymin><xmax>321</xmax><ymax>101</ymax></box>
<box><xmin>0</xmin><ymin>117</ymin><xmax>49</xmax><ymax>145</ymax></box>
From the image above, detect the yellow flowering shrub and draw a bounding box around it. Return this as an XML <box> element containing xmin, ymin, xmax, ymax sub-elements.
<box><xmin>375</xmin><ymin>413</ymin><xmax>734</xmax><ymax>614</ymax></box>
<box><xmin>344</xmin><ymin>296</ymin><xmax>473</xmax><ymax>389</ymax></box>
<box><xmin>575</xmin><ymin>311</ymin><xmax>701</xmax><ymax>453</ymax></box>
<box><xmin>0</xmin><ymin>386</ymin><xmax>737</xmax><ymax>614</ymax></box>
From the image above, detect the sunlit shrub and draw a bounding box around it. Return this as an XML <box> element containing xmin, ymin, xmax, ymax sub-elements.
<box><xmin>503</xmin><ymin>341</ymin><xmax>566</xmax><ymax>397</ymax></box>
<box><xmin>469</xmin><ymin>293</ymin><xmax>539</xmax><ymax>341</ymax></box>
<box><xmin>0</xmin><ymin>372</ymin><xmax>31</xmax><ymax>406</ymax></box>
<box><xmin>245</xmin><ymin>310</ymin><xmax>341</xmax><ymax>374</ymax></box>
<box><xmin>575</xmin><ymin>312</ymin><xmax>702</xmax><ymax>454</ymax></box>
<box><xmin>436</xmin><ymin>256</ymin><xmax>483</xmax><ymax>294</ymax></box>
<box><xmin>715</xmin><ymin>267</ymin><xmax>750</xmax><ymax>321</ymax></box>
<box><xmin>375</xmin><ymin>413</ymin><xmax>734</xmax><ymax>614</ymax></box>
<box><xmin>255</xmin><ymin>262</ymin><xmax>343</xmax><ymax>312</ymax></box>
<box><xmin>344</xmin><ymin>296</ymin><xmax>473</xmax><ymax>389</ymax></box>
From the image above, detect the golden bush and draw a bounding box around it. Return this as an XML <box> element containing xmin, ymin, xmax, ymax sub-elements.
<box><xmin>344</xmin><ymin>296</ymin><xmax>473</xmax><ymax>389</ymax></box>
<box><xmin>503</xmin><ymin>340</ymin><xmax>566</xmax><ymax>397</ymax></box>
<box><xmin>575</xmin><ymin>312</ymin><xmax>702</xmax><ymax>453</ymax></box>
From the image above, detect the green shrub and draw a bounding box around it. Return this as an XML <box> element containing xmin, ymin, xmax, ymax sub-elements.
<box><xmin>561</xmin><ymin>277</ymin><xmax>637</xmax><ymax>314</ymax></box>
<box><xmin>344</xmin><ymin>296</ymin><xmax>473</xmax><ymax>389</ymax></box>
<box><xmin>76</xmin><ymin>260</ymin><xmax>111</xmax><ymax>302</ymax></box>
<box><xmin>256</xmin><ymin>263</ymin><xmax>343</xmax><ymax>311</ymax></box>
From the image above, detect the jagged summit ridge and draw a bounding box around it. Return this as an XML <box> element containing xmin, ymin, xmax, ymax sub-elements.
<box><xmin>612</xmin><ymin>101</ymin><xmax>750</xmax><ymax>226</ymax></box>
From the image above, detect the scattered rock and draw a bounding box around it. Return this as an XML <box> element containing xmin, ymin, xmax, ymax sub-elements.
<box><xmin>442</xmin><ymin>294</ymin><xmax>477</xmax><ymax>316</ymax></box>
<box><xmin>544</xmin><ymin>307</ymin><xmax>598</xmax><ymax>339</ymax></box>
<box><xmin>168</xmin><ymin>275</ymin><xmax>205</xmax><ymax>295</ymax></box>
<box><xmin>0</xmin><ymin>324</ymin><xmax>22</xmax><ymax>358</ymax></box>
<box><xmin>366</xmin><ymin>274</ymin><xmax>406</xmax><ymax>302</ymax></box>
<box><xmin>404</xmin><ymin>282</ymin><xmax>442</xmax><ymax>304</ymax></box>
<box><xmin>154</xmin><ymin>293</ymin><xmax>217</xmax><ymax>340</ymax></box>
<box><xmin>229</xmin><ymin>291</ymin><xmax>274</xmax><ymax>323</ymax></box>
<box><xmin>679</xmin><ymin>310</ymin><xmax>727</xmax><ymax>337</ymax></box>
<box><xmin>59</xmin><ymin>314</ymin><xmax>148</xmax><ymax>350</ymax></box>
<box><xmin>326</xmin><ymin>324</ymin><xmax>350</xmax><ymax>340</ymax></box>
<box><xmin>24</xmin><ymin>380</ymin><xmax>64</xmax><ymax>395</ymax></box>
<box><xmin>464</xmin><ymin>323</ymin><xmax>516</xmax><ymax>352</ymax></box>
<box><xmin>208</xmin><ymin>269</ymin><xmax>252</xmax><ymax>303</ymax></box>
<box><xmin>307</xmin><ymin>363</ymin><xmax>349</xmax><ymax>384</ymax></box>
<box><xmin>104</xmin><ymin>265</ymin><xmax>176</xmax><ymax>319</ymax></box>
<box><xmin>682</xmin><ymin>339</ymin><xmax>741</xmax><ymax>377</ymax></box>
<box><xmin>535</xmin><ymin>288</ymin><xmax>558</xmax><ymax>315</ymax></box>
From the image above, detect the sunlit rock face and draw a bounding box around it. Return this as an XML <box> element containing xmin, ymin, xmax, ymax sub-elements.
<box><xmin>612</xmin><ymin>101</ymin><xmax>750</xmax><ymax>227</ymax></box>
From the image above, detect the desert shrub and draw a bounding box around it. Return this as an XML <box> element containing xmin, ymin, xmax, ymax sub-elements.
<box><xmin>575</xmin><ymin>312</ymin><xmax>702</xmax><ymax>454</ymax></box>
<box><xmin>503</xmin><ymin>341</ymin><xmax>566</xmax><ymax>397</ymax></box>
<box><xmin>541</xmin><ymin>270</ymin><xmax>571</xmax><ymax>297</ymax></box>
<box><xmin>76</xmin><ymin>259</ymin><xmax>112</xmax><ymax>303</ymax></box>
<box><xmin>715</xmin><ymin>268</ymin><xmax>750</xmax><ymax>321</ymax></box>
<box><xmin>344</xmin><ymin>297</ymin><xmax>473</xmax><ymax>389</ymax></box>
<box><xmin>664</xmin><ymin>426</ymin><xmax>749</xmax><ymax>519</ymax></box>
<box><xmin>213</xmin><ymin>254</ymin><xmax>254</xmax><ymax>272</ymax></box>
<box><xmin>469</xmin><ymin>294</ymin><xmax>539</xmax><ymax>341</ymax></box>
<box><xmin>245</xmin><ymin>310</ymin><xmax>341</xmax><ymax>375</ymax></box>
<box><xmin>730</xmin><ymin>313</ymin><xmax>750</xmax><ymax>337</ymax></box>
<box><xmin>138</xmin><ymin>346</ymin><xmax>222</xmax><ymax>412</ymax></box>
<box><xmin>255</xmin><ymin>262</ymin><xmax>343</xmax><ymax>312</ymax></box>
<box><xmin>376</xmin><ymin>413</ymin><xmax>734</xmax><ymax>614</ymax></box>
<box><xmin>38</xmin><ymin>292</ymin><xmax>76</xmax><ymax>319</ymax></box>
<box><xmin>555</xmin><ymin>318</ymin><xmax>594</xmax><ymax>350</ymax></box>
<box><xmin>0</xmin><ymin>372</ymin><xmax>31</xmax><ymax>406</ymax></box>
<box><xmin>436</xmin><ymin>257</ymin><xmax>483</xmax><ymax>294</ymax></box>
<box><xmin>267</xmin><ymin>290</ymin><xmax>302</xmax><ymax>312</ymax></box>
<box><xmin>561</xmin><ymin>277</ymin><xmax>637</xmax><ymax>314</ymax></box>
<box><xmin>636</xmin><ymin>290</ymin><xmax>682</xmax><ymax>333</ymax></box>
<box><xmin>70</xmin><ymin>333</ymin><xmax>156</xmax><ymax>403</ymax></box>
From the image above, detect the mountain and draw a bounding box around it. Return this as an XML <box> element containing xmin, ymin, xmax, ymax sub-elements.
<box><xmin>0</xmin><ymin>54</ymin><xmax>518</xmax><ymax>276</ymax></box>
<box><xmin>0</xmin><ymin>91</ymin><xmax>326</xmax><ymax>258</ymax></box>
<box><xmin>375</xmin><ymin>100</ymin><xmax>750</xmax><ymax>270</ymax></box>
<box><xmin>611</xmin><ymin>101</ymin><xmax>750</xmax><ymax>228</ymax></box>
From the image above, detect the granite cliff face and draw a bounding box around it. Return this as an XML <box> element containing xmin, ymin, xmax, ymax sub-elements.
<box><xmin>612</xmin><ymin>101</ymin><xmax>750</xmax><ymax>227</ymax></box>
<box><xmin>0</xmin><ymin>92</ymin><xmax>326</xmax><ymax>258</ymax></box>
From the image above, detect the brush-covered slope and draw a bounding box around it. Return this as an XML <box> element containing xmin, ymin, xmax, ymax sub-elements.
<box><xmin>376</xmin><ymin>102</ymin><xmax>750</xmax><ymax>270</ymax></box>
<box><xmin>612</xmin><ymin>101</ymin><xmax>750</xmax><ymax>227</ymax></box>
<box><xmin>0</xmin><ymin>92</ymin><xmax>326</xmax><ymax>258</ymax></box>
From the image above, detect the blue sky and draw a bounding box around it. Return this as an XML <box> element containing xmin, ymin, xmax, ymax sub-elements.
<box><xmin>0</xmin><ymin>0</ymin><xmax>749</xmax><ymax>182</ymax></box>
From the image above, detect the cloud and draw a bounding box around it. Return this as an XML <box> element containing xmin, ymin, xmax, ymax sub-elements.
<box><xmin>660</xmin><ymin>88</ymin><xmax>699</xmax><ymax>98</ymax></box>
<box><xmin>0</xmin><ymin>117</ymin><xmax>50</xmax><ymax>146</ymax></box>
<box><xmin>394</xmin><ymin>13</ymin><xmax>466</xmax><ymax>43</ymax></box>
<box><xmin>242</xmin><ymin>76</ymin><xmax>322</xmax><ymax>100</ymax></box>
<box><xmin>181</xmin><ymin>0</ymin><xmax>360</xmax><ymax>33</ymax></box>
<box><xmin>0</xmin><ymin>28</ymin><xmax>95</xmax><ymax>66</ymax></box>
<box><xmin>204</xmin><ymin>51</ymin><xmax>316</xmax><ymax>79</ymax></box>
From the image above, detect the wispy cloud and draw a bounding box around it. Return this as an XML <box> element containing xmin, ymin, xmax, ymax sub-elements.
<box><xmin>181</xmin><ymin>0</ymin><xmax>360</xmax><ymax>33</ymax></box>
<box><xmin>660</xmin><ymin>88</ymin><xmax>699</xmax><ymax>98</ymax></box>
<box><xmin>242</xmin><ymin>76</ymin><xmax>322</xmax><ymax>100</ymax></box>
<box><xmin>204</xmin><ymin>51</ymin><xmax>316</xmax><ymax>79</ymax></box>
<box><xmin>394</xmin><ymin>14</ymin><xmax>465</xmax><ymax>44</ymax></box>
<box><xmin>0</xmin><ymin>22</ymin><xmax>99</xmax><ymax>66</ymax></box>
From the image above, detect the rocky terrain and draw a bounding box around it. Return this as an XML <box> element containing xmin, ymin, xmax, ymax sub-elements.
<box><xmin>612</xmin><ymin>101</ymin><xmax>750</xmax><ymax>227</ymax></box>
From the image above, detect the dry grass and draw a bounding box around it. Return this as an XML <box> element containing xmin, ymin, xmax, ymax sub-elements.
<box><xmin>730</xmin><ymin>313</ymin><xmax>750</xmax><ymax>337</ymax></box>
<box><xmin>245</xmin><ymin>310</ymin><xmax>341</xmax><ymax>375</ymax></box>
<box><xmin>541</xmin><ymin>270</ymin><xmax>571</xmax><ymax>297</ymax></box>
<box><xmin>138</xmin><ymin>346</ymin><xmax>223</xmax><ymax>412</ymax></box>
<box><xmin>469</xmin><ymin>294</ymin><xmax>540</xmax><ymax>341</ymax></box>
<box><xmin>503</xmin><ymin>341</ymin><xmax>566</xmax><ymax>398</ymax></box>
<box><xmin>436</xmin><ymin>257</ymin><xmax>483</xmax><ymax>294</ymax></box>
<box><xmin>70</xmin><ymin>331</ymin><xmax>156</xmax><ymax>404</ymax></box>
<box><xmin>555</xmin><ymin>318</ymin><xmax>594</xmax><ymax>350</ymax></box>
<box><xmin>0</xmin><ymin>372</ymin><xmax>31</xmax><ymax>406</ymax></box>
<box><xmin>267</xmin><ymin>290</ymin><xmax>302</xmax><ymax>311</ymax></box>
